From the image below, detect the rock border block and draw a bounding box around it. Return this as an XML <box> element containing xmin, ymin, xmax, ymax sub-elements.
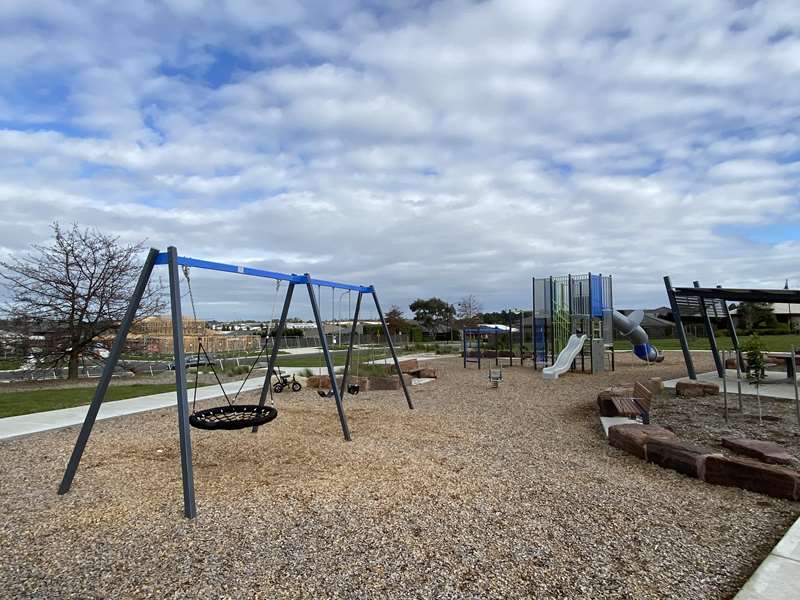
<box><xmin>703</xmin><ymin>455</ymin><xmax>800</xmax><ymax>501</ymax></box>
<box><xmin>608</xmin><ymin>424</ymin><xmax>676</xmax><ymax>460</ymax></box>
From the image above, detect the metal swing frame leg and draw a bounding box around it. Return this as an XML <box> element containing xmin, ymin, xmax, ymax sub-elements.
<box><xmin>253</xmin><ymin>282</ymin><xmax>295</xmax><ymax>432</ymax></box>
<box><xmin>340</xmin><ymin>292</ymin><xmax>363</xmax><ymax>396</ymax></box>
<box><xmin>372</xmin><ymin>288</ymin><xmax>414</xmax><ymax>410</ymax></box>
<box><xmin>167</xmin><ymin>246</ymin><xmax>197</xmax><ymax>518</ymax></box>
<box><xmin>58</xmin><ymin>248</ymin><xmax>160</xmax><ymax>496</ymax></box>
<box><xmin>306</xmin><ymin>275</ymin><xmax>352</xmax><ymax>441</ymax></box>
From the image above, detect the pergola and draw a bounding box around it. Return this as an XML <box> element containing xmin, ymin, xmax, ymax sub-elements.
<box><xmin>663</xmin><ymin>276</ymin><xmax>800</xmax><ymax>380</ymax></box>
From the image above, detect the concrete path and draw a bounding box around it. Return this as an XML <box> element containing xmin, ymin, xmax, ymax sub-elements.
<box><xmin>735</xmin><ymin>516</ymin><xmax>800</xmax><ymax>600</ymax></box>
<box><xmin>0</xmin><ymin>366</ymin><xmax>337</xmax><ymax>442</ymax></box>
<box><xmin>664</xmin><ymin>369</ymin><xmax>800</xmax><ymax>401</ymax></box>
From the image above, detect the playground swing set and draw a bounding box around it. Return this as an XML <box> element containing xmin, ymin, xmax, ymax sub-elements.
<box><xmin>57</xmin><ymin>247</ymin><xmax>414</xmax><ymax>519</ymax></box>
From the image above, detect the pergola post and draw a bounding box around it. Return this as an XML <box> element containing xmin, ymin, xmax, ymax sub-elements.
<box><xmin>664</xmin><ymin>276</ymin><xmax>696</xmax><ymax>379</ymax></box>
<box><xmin>719</xmin><ymin>285</ymin><xmax>744</xmax><ymax>371</ymax></box>
<box><xmin>694</xmin><ymin>281</ymin><xmax>724</xmax><ymax>377</ymax></box>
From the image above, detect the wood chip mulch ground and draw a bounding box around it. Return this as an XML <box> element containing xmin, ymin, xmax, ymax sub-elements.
<box><xmin>1</xmin><ymin>352</ymin><xmax>798</xmax><ymax>599</ymax></box>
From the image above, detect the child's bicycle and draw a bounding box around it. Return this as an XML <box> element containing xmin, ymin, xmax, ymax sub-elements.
<box><xmin>272</xmin><ymin>368</ymin><xmax>302</xmax><ymax>393</ymax></box>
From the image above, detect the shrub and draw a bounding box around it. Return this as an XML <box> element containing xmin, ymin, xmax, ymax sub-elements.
<box><xmin>224</xmin><ymin>365</ymin><xmax>249</xmax><ymax>377</ymax></box>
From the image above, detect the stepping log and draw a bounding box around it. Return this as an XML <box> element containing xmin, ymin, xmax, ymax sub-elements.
<box><xmin>704</xmin><ymin>455</ymin><xmax>800</xmax><ymax>500</ymax></box>
<box><xmin>721</xmin><ymin>438</ymin><xmax>795</xmax><ymax>466</ymax></box>
<box><xmin>608</xmin><ymin>424</ymin><xmax>676</xmax><ymax>460</ymax></box>
<box><xmin>645</xmin><ymin>438</ymin><xmax>717</xmax><ymax>479</ymax></box>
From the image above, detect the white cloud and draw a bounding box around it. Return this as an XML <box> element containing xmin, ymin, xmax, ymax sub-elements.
<box><xmin>0</xmin><ymin>0</ymin><xmax>799</xmax><ymax>318</ymax></box>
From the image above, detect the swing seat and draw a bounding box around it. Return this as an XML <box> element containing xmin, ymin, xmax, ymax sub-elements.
<box><xmin>317</xmin><ymin>390</ymin><xmax>334</xmax><ymax>398</ymax></box>
<box><xmin>347</xmin><ymin>384</ymin><xmax>360</xmax><ymax>395</ymax></box>
<box><xmin>189</xmin><ymin>405</ymin><xmax>278</xmax><ymax>431</ymax></box>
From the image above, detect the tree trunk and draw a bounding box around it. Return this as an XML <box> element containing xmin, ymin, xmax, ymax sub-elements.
<box><xmin>68</xmin><ymin>349</ymin><xmax>80</xmax><ymax>380</ymax></box>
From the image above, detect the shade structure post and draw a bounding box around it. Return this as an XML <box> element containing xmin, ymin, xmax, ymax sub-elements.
<box><xmin>58</xmin><ymin>248</ymin><xmax>160</xmax><ymax>496</ymax></box>
<box><xmin>306</xmin><ymin>276</ymin><xmax>351</xmax><ymax>441</ymax></box>
<box><xmin>719</xmin><ymin>286</ymin><xmax>744</xmax><ymax>371</ymax></box>
<box><xmin>371</xmin><ymin>289</ymin><xmax>414</xmax><ymax>410</ymax></box>
<box><xmin>694</xmin><ymin>281</ymin><xmax>724</xmax><ymax>377</ymax></box>
<box><xmin>664</xmin><ymin>276</ymin><xmax>696</xmax><ymax>379</ymax></box>
<box><xmin>167</xmin><ymin>246</ymin><xmax>197</xmax><ymax>519</ymax></box>
<box><xmin>253</xmin><ymin>282</ymin><xmax>295</xmax><ymax>432</ymax></box>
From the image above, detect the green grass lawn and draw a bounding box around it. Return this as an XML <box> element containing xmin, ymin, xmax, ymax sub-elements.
<box><xmin>0</xmin><ymin>358</ymin><xmax>25</xmax><ymax>371</ymax></box>
<box><xmin>0</xmin><ymin>383</ymin><xmax>187</xmax><ymax>418</ymax></box>
<box><xmin>613</xmin><ymin>334</ymin><xmax>800</xmax><ymax>352</ymax></box>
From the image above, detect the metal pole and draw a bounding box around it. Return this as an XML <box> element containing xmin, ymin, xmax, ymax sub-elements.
<box><xmin>694</xmin><ymin>281</ymin><xmax>724</xmax><ymax>377</ymax></box>
<box><xmin>340</xmin><ymin>292</ymin><xmax>363</xmax><ymax>396</ymax></box>
<box><xmin>58</xmin><ymin>248</ymin><xmax>160</xmax><ymax>496</ymax></box>
<box><xmin>609</xmin><ymin>274</ymin><xmax>615</xmax><ymax>371</ymax></box>
<box><xmin>372</xmin><ymin>289</ymin><xmax>414</xmax><ymax>410</ymax></box>
<box><xmin>306</xmin><ymin>277</ymin><xmax>351</xmax><ymax>441</ymax></box>
<box><xmin>253</xmin><ymin>282</ymin><xmax>295</xmax><ymax>432</ymax></box>
<box><xmin>463</xmin><ymin>330</ymin><xmax>467</xmax><ymax>369</ymax></box>
<box><xmin>532</xmin><ymin>276</ymin><xmax>537</xmax><ymax>370</ymax></box>
<box><xmin>721</xmin><ymin>349</ymin><xmax>728</xmax><ymax>423</ymax></box>
<box><xmin>549</xmin><ymin>276</ymin><xmax>555</xmax><ymax>366</ymax></box>
<box><xmin>719</xmin><ymin>285</ymin><xmax>744</xmax><ymax>371</ymax></box>
<box><xmin>735</xmin><ymin>346</ymin><xmax>743</xmax><ymax>412</ymax></box>
<box><xmin>793</xmin><ymin>345</ymin><xmax>799</xmax><ymax>427</ymax></box>
<box><xmin>664</xmin><ymin>276</ymin><xmax>696</xmax><ymax>379</ymax></box>
<box><xmin>167</xmin><ymin>246</ymin><xmax>197</xmax><ymax>519</ymax></box>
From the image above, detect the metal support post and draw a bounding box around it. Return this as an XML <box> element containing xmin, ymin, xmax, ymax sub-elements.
<box><xmin>694</xmin><ymin>281</ymin><xmax>724</xmax><ymax>377</ymax></box>
<box><xmin>167</xmin><ymin>246</ymin><xmax>197</xmax><ymax>519</ymax></box>
<box><xmin>664</xmin><ymin>276</ymin><xmax>696</xmax><ymax>379</ymax></box>
<box><xmin>59</xmin><ymin>248</ymin><xmax>160</xmax><ymax>496</ymax></box>
<box><xmin>340</xmin><ymin>292</ymin><xmax>363</xmax><ymax>396</ymax></box>
<box><xmin>372</xmin><ymin>289</ymin><xmax>414</xmax><ymax>410</ymax></box>
<box><xmin>306</xmin><ymin>276</ymin><xmax>351</xmax><ymax>441</ymax></box>
<box><xmin>253</xmin><ymin>282</ymin><xmax>295</xmax><ymax>432</ymax></box>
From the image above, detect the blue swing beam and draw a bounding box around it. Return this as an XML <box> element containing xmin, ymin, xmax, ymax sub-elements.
<box><xmin>153</xmin><ymin>252</ymin><xmax>373</xmax><ymax>293</ymax></box>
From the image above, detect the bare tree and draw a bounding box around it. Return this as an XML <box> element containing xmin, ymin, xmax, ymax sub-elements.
<box><xmin>456</xmin><ymin>294</ymin><xmax>482</xmax><ymax>325</ymax></box>
<box><xmin>0</xmin><ymin>223</ymin><xmax>164</xmax><ymax>379</ymax></box>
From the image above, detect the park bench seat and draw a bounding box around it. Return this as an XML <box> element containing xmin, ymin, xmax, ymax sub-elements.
<box><xmin>609</xmin><ymin>382</ymin><xmax>653</xmax><ymax>423</ymax></box>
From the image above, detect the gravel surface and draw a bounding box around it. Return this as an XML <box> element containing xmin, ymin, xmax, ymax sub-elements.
<box><xmin>1</xmin><ymin>352</ymin><xmax>797</xmax><ymax>599</ymax></box>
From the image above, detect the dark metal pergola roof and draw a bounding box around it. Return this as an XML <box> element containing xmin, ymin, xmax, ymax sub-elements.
<box><xmin>672</xmin><ymin>286</ymin><xmax>800</xmax><ymax>304</ymax></box>
<box><xmin>665</xmin><ymin>275</ymin><xmax>800</xmax><ymax>381</ymax></box>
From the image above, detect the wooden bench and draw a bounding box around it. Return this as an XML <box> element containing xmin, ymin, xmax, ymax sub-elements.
<box><xmin>610</xmin><ymin>382</ymin><xmax>653</xmax><ymax>424</ymax></box>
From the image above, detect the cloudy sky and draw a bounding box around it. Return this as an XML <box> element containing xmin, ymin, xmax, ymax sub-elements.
<box><xmin>1</xmin><ymin>0</ymin><xmax>798</xmax><ymax>320</ymax></box>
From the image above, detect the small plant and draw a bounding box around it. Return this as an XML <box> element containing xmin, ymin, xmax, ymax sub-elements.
<box><xmin>742</xmin><ymin>333</ymin><xmax>767</xmax><ymax>423</ymax></box>
<box><xmin>298</xmin><ymin>367</ymin><xmax>314</xmax><ymax>377</ymax></box>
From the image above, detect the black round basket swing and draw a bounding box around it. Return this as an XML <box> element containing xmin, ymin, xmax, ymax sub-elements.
<box><xmin>182</xmin><ymin>266</ymin><xmax>279</xmax><ymax>431</ymax></box>
<box><xmin>189</xmin><ymin>403</ymin><xmax>277</xmax><ymax>431</ymax></box>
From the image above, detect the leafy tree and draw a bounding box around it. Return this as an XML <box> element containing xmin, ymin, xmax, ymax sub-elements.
<box><xmin>385</xmin><ymin>305</ymin><xmax>410</xmax><ymax>335</ymax></box>
<box><xmin>737</xmin><ymin>302</ymin><xmax>777</xmax><ymax>333</ymax></box>
<box><xmin>0</xmin><ymin>223</ymin><xmax>164</xmax><ymax>379</ymax></box>
<box><xmin>409</xmin><ymin>297</ymin><xmax>455</xmax><ymax>336</ymax></box>
<box><xmin>456</xmin><ymin>295</ymin><xmax>482</xmax><ymax>326</ymax></box>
